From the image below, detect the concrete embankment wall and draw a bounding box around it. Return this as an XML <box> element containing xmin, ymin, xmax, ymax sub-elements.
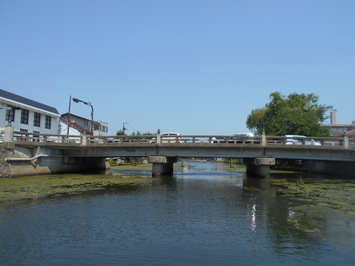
<box><xmin>0</xmin><ymin>144</ymin><xmax>106</xmax><ymax>177</ymax></box>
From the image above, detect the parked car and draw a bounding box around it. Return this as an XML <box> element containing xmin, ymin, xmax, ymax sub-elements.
<box><xmin>285</xmin><ymin>135</ymin><xmax>321</xmax><ymax>146</ymax></box>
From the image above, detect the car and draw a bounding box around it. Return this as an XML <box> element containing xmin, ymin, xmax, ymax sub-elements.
<box><xmin>285</xmin><ymin>135</ymin><xmax>321</xmax><ymax>146</ymax></box>
<box><xmin>230</xmin><ymin>133</ymin><xmax>260</xmax><ymax>144</ymax></box>
<box><xmin>150</xmin><ymin>132</ymin><xmax>182</xmax><ymax>143</ymax></box>
<box><xmin>161</xmin><ymin>132</ymin><xmax>181</xmax><ymax>143</ymax></box>
<box><xmin>211</xmin><ymin>136</ymin><xmax>227</xmax><ymax>143</ymax></box>
<box><xmin>211</xmin><ymin>133</ymin><xmax>260</xmax><ymax>144</ymax></box>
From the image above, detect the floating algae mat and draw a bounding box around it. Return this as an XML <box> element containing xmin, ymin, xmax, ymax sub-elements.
<box><xmin>270</xmin><ymin>177</ymin><xmax>355</xmax><ymax>213</ymax></box>
<box><xmin>269</xmin><ymin>176</ymin><xmax>355</xmax><ymax>243</ymax></box>
<box><xmin>0</xmin><ymin>173</ymin><xmax>156</xmax><ymax>203</ymax></box>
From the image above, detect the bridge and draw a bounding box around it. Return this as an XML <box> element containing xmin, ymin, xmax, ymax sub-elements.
<box><xmin>1</xmin><ymin>127</ymin><xmax>355</xmax><ymax>177</ymax></box>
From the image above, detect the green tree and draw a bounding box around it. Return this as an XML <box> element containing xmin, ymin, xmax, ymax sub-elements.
<box><xmin>131</xmin><ymin>131</ymin><xmax>154</xmax><ymax>136</ymax></box>
<box><xmin>116</xmin><ymin>130</ymin><xmax>126</xmax><ymax>135</ymax></box>
<box><xmin>246</xmin><ymin>92</ymin><xmax>333</xmax><ymax>136</ymax></box>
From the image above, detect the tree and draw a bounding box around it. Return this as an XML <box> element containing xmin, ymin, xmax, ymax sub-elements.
<box><xmin>131</xmin><ymin>131</ymin><xmax>154</xmax><ymax>136</ymax></box>
<box><xmin>246</xmin><ymin>92</ymin><xmax>333</xmax><ymax>136</ymax></box>
<box><xmin>116</xmin><ymin>130</ymin><xmax>126</xmax><ymax>135</ymax></box>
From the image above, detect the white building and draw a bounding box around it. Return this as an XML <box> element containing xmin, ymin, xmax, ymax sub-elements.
<box><xmin>0</xmin><ymin>89</ymin><xmax>60</xmax><ymax>134</ymax></box>
<box><xmin>321</xmin><ymin>112</ymin><xmax>355</xmax><ymax>136</ymax></box>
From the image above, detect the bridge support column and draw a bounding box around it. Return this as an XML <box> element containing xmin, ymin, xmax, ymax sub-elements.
<box><xmin>148</xmin><ymin>156</ymin><xmax>177</xmax><ymax>176</ymax></box>
<box><xmin>245</xmin><ymin>158</ymin><xmax>275</xmax><ymax>178</ymax></box>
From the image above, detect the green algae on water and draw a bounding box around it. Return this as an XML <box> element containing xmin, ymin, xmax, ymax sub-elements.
<box><xmin>270</xmin><ymin>177</ymin><xmax>355</xmax><ymax>214</ymax></box>
<box><xmin>269</xmin><ymin>176</ymin><xmax>355</xmax><ymax>246</ymax></box>
<box><xmin>0</xmin><ymin>173</ymin><xmax>156</xmax><ymax>203</ymax></box>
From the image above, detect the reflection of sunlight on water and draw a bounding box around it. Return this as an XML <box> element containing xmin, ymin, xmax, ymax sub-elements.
<box><xmin>287</xmin><ymin>208</ymin><xmax>296</xmax><ymax>220</ymax></box>
<box><xmin>250</xmin><ymin>204</ymin><xmax>257</xmax><ymax>232</ymax></box>
<box><xmin>181</xmin><ymin>163</ymin><xmax>189</xmax><ymax>173</ymax></box>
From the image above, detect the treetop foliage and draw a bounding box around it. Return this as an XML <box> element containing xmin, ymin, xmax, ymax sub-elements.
<box><xmin>246</xmin><ymin>92</ymin><xmax>333</xmax><ymax>136</ymax></box>
<box><xmin>116</xmin><ymin>130</ymin><xmax>154</xmax><ymax>136</ymax></box>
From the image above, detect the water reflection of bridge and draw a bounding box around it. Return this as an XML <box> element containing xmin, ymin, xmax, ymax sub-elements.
<box><xmin>2</xmin><ymin>128</ymin><xmax>355</xmax><ymax>177</ymax></box>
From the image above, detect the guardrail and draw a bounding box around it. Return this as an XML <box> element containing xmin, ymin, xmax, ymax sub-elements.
<box><xmin>1</xmin><ymin>130</ymin><xmax>354</xmax><ymax>149</ymax></box>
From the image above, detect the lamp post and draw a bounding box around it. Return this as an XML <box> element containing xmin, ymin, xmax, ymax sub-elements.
<box><xmin>123</xmin><ymin>122</ymin><xmax>128</xmax><ymax>132</ymax></box>
<box><xmin>67</xmin><ymin>96</ymin><xmax>72</xmax><ymax>136</ymax></box>
<box><xmin>72</xmin><ymin>97</ymin><xmax>94</xmax><ymax>134</ymax></box>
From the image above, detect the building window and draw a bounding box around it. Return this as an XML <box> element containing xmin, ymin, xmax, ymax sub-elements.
<box><xmin>45</xmin><ymin>116</ymin><xmax>51</xmax><ymax>129</ymax></box>
<box><xmin>21</xmin><ymin>109</ymin><xmax>29</xmax><ymax>124</ymax></box>
<box><xmin>34</xmin><ymin>112</ymin><xmax>41</xmax><ymax>127</ymax></box>
<box><xmin>101</xmin><ymin>125</ymin><xmax>108</xmax><ymax>132</ymax></box>
<box><xmin>6</xmin><ymin>108</ymin><xmax>15</xmax><ymax>122</ymax></box>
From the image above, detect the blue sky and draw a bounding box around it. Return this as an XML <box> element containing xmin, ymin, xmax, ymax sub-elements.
<box><xmin>1</xmin><ymin>0</ymin><xmax>354</xmax><ymax>135</ymax></box>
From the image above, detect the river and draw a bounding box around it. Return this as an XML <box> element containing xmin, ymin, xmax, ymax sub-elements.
<box><xmin>0</xmin><ymin>161</ymin><xmax>354</xmax><ymax>265</ymax></box>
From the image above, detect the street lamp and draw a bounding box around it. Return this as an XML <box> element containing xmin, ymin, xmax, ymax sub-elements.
<box><xmin>122</xmin><ymin>122</ymin><xmax>128</xmax><ymax>132</ymax></box>
<box><xmin>72</xmin><ymin>97</ymin><xmax>94</xmax><ymax>134</ymax></box>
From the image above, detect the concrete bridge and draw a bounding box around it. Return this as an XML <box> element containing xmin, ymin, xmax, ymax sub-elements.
<box><xmin>1</xmin><ymin>127</ymin><xmax>355</xmax><ymax>178</ymax></box>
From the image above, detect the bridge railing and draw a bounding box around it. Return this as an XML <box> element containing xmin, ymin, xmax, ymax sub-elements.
<box><xmin>86</xmin><ymin>135</ymin><xmax>156</xmax><ymax>144</ymax></box>
<box><xmin>2</xmin><ymin>130</ymin><xmax>355</xmax><ymax>149</ymax></box>
<box><xmin>6</xmin><ymin>131</ymin><xmax>83</xmax><ymax>144</ymax></box>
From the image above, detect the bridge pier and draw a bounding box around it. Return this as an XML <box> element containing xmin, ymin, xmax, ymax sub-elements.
<box><xmin>148</xmin><ymin>156</ymin><xmax>177</xmax><ymax>176</ymax></box>
<box><xmin>245</xmin><ymin>158</ymin><xmax>275</xmax><ymax>178</ymax></box>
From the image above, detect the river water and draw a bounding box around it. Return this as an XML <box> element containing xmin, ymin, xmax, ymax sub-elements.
<box><xmin>1</xmin><ymin>161</ymin><xmax>354</xmax><ymax>265</ymax></box>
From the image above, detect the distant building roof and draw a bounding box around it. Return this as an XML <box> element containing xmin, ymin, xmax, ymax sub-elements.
<box><xmin>61</xmin><ymin>112</ymin><xmax>107</xmax><ymax>125</ymax></box>
<box><xmin>0</xmin><ymin>89</ymin><xmax>59</xmax><ymax>115</ymax></box>
<box><xmin>321</xmin><ymin>124</ymin><xmax>355</xmax><ymax>128</ymax></box>
<box><xmin>60</xmin><ymin>118</ymin><xmax>91</xmax><ymax>134</ymax></box>
<box><xmin>345</xmin><ymin>129</ymin><xmax>355</xmax><ymax>136</ymax></box>
<box><xmin>61</xmin><ymin>112</ymin><xmax>88</xmax><ymax>122</ymax></box>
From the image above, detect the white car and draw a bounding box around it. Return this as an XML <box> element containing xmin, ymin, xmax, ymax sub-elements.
<box><xmin>285</xmin><ymin>135</ymin><xmax>321</xmax><ymax>146</ymax></box>
<box><xmin>211</xmin><ymin>133</ymin><xmax>260</xmax><ymax>144</ymax></box>
<box><xmin>161</xmin><ymin>132</ymin><xmax>181</xmax><ymax>143</ymax></box>
<box><xmin>150</xmin><ymin>132</ymin><xmax>182</xmax><ymax>143</ymax></box>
